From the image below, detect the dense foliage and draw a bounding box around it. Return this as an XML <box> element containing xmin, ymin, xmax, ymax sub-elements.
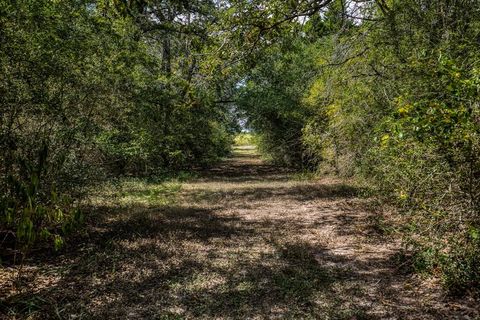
<box><xmin>0</xmin><ymin>0</ymin><xmax>234</xmax><ymax>259</ymax></box>
<box><xmin>1</xmin><ymin>0</ymin><xmax>478</xmax><ymax>294</ymax></box>
<box><xmin>236</xmin><ymin>0</ymin><xmax>480</xmax><ymax>293</ymax></box>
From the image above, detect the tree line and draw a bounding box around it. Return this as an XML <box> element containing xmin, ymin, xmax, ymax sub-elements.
<box><xmin>237</xmin><ymin>0</ymin><xmax>480</xmax><ymax>293</ymax></box>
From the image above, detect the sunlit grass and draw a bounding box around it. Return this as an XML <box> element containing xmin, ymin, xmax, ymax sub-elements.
<box><xmin>90</xmin><ymin>178</ymin><xmax>183</xmax><ymax>207</ymax></box>
<box><xmin>234</xmin><ymin>133</ymin><xmax>257</xmax><ymax>146</ymax></box>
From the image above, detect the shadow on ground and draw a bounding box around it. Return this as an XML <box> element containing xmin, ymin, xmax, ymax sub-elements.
<box><xmin>1</xmin><ymin>147</ymin><xmax>478</xmax><ymax>319</ymax></box>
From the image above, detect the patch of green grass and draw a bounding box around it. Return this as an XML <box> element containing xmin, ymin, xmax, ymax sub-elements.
<box><xmin>291</xmin><ymin>170</ymin><xmax>319</xmax><ymax>181</ymax></box>
<box><xmin>91</xmin><ymin>177</ymin><xmax>183</xmax><ymax>207</ymax></box>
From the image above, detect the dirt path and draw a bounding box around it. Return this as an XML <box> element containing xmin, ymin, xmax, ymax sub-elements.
<box><xmin>1</xmin><ymin>146</ymin><xmax>478</xmax><ymax>319</ymax></box>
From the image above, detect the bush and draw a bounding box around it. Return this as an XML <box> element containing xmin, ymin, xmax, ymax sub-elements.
<box><xmin>0</xmin><ymin>0</ymin><xmax>235</xmax><ymax>256</ymax></box>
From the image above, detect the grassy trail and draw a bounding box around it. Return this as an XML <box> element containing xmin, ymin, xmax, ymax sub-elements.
<box><xmin>1</xmin><ymin>147</ymin><xmax>478</xmax><ymax>319</ymax></box>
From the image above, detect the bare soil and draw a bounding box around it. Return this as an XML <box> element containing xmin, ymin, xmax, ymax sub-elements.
<box><xmin>1</xmin><ymin>146</ymin><xmax>479</xmax><ymax>319</ymax></box>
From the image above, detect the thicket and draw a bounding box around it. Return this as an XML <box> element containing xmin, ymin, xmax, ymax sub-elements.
<box><xmin>0</xmin><ymin>0</ymin><xmax>234</xmax><ymax>261</ymax></box>
<box><xmin>236</xmin><ymin>0</ymin><xmax>480</xmax><ymax>293</ymax></box>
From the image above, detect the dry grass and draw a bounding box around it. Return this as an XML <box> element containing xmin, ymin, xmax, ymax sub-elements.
<box><xmin>1</xmin><ymin>146</ymin><xmax>479</xmax><ymax>319</ymax></box>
